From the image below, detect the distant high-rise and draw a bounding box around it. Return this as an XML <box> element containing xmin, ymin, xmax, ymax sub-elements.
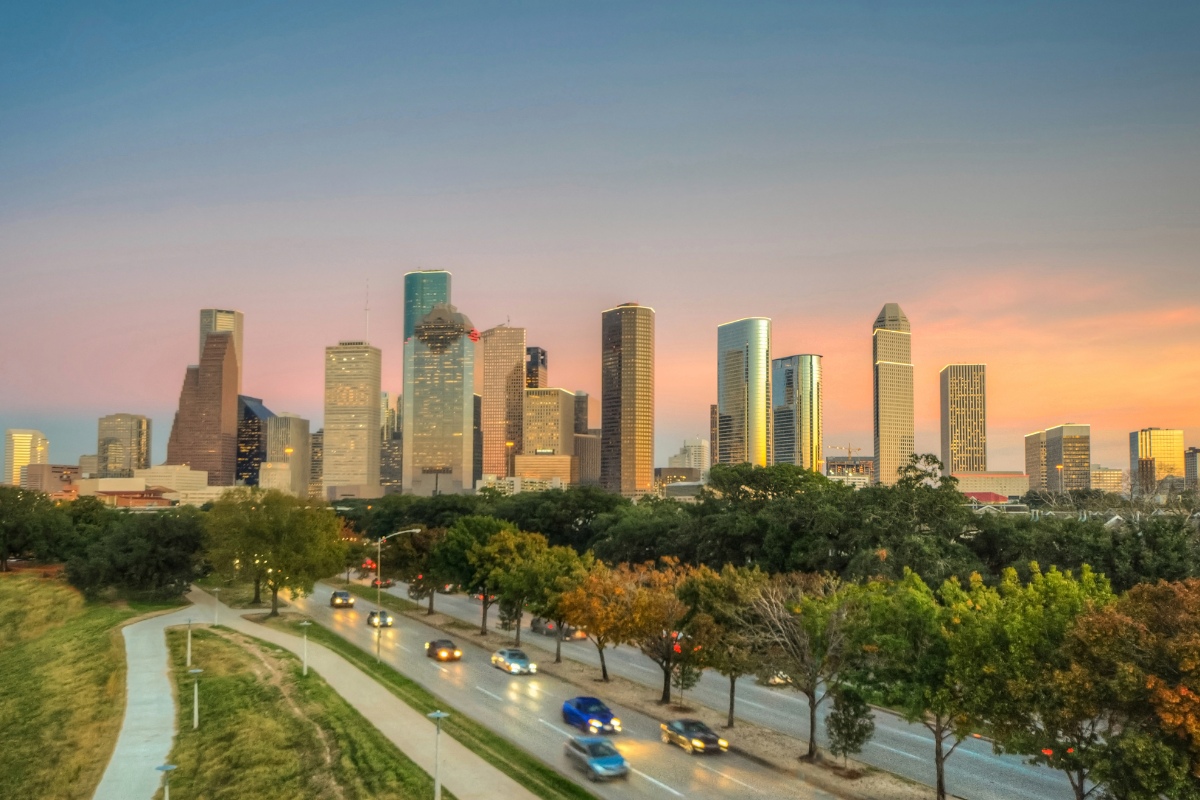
<box><xmin>716</xmin><ymin>318</ymin><xmax>772</xmax><ymax>467</ymax></box>
<box><xmin>1185</xmin><ymin>447</ymin><xmax>1200</xmax><ymax>491</ymax></box>
<box><xmin>873</xmin><ymin>303</ymin><xmax>914</xmax><ymax>485</ymax></box>
<box><xmin>939</xmin><ymin>364</ymin><xmax>987</xmax><ymax>474</ymax></box>
<box><xmin>324</xmin><ymin>340</ymin><xmax>382</xmax><ymax>497</ymax></box>
<box><xmin>167</xmin><ymin>331</ymin><xmax>239</xmax><ymax>486</ymax></box>
<box><xmin>480</xmin><ymin>325</ymin><xmax>526</xmax><ymax>477</ymax></box>
<box><xmin>667</xmin><ymin>438</ymin><xmax>710</xmax><ymax>477</ymax></box>
<box><xmin>574</xmin><ymin>432</ymin><xmax>601</xmax><ymax>485</ymax></box>
<box><xmin>1045</xmin><ymin>424</ymin><xmax>1091</xmax><ymax>493</ymax></box>
<box><xmin>236</xmin><ymin>396</ymin><xmax>275</xmax><ymax>486</ymax></box>
<box><xmin>4</xmin><ymin>429</ymin><xmax>48</xmax><ymax>486</ymax></box>
<box><xmin>381</xmin><ymin>391</ymin><xmax>397</xmax><ymax>440</ymax></box>
<box><xmin>199</xmin><ymin>309</ymin><xmax>244</xmax><ymax>393</ymax></box>
<box><xmin>709</xmin><ymin>404</ymin><xmax>719</xmax><ymax>469</ymax></box>
<box><xmin>473</xmin><ymin>394</ymin><xmax>483</xmax><ymax>489</ymax></box>
<box><xmin>1129</xmin><ymin>428</ymin><xmax>1186</xmax><ymax>495</ymax></box>
<box><xmin>308</xmin><ymin>429</ymin><xmax>324</xmax><ymax>499</ymax></box>
<box><xmin>403</xmin><ymin>304</ymin><xmax>476</xmax><ymax>496</ymax></box>
<box><xmin>266</xmin><ymin>413</ymin><xmax>311</xmax><ymax>498</ymax></box>
<box><xmin>526</xmin><ymin>347</ymin><xmax>548</xmax><ymax>388</ymax></box>
<box><xmin>1025</xmin><ymin>430</ymin><xmax>1047</xmax><ymax>492</ymax></box>
<box><xmin>403</xmin><ymin>270</ymin><xmax>451</xmax><ymax>341</ymax></box>
<box><xmin>771</xmin><ymin>354</ymin><xmax>822</xmax><ymax>472</ymax></box>
<box><xmin>1090</xmin><ymin>465</ymin><xmax>1125</xmax><ymax>494</ymax></box>
<box><xmin>574</xmin><ymin>392</ymin><xmax>590</xmax><ymax>434</ymax></box>
<box><xmin>600</xmin><ymin>303</ymin><xmax>654</xmax><ymax>498</ymax></box>
<box><xmin>524</xmin><ymin>389</ymin><xmax>576</xmax><ymax>456</ymax></box>
<box><xmin>97</xmin><ymin>414</ymin><xmax>151</xmax><ymax>478</ymax></box>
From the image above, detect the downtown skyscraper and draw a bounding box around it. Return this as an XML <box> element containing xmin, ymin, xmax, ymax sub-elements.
<box><xmin>873</xmin><ymin>303</ymin><xmax>913</xmax><ymax>485</ymax></box>
<box><xmin>480</xmin><ymin>325</ymin><xmax>526</xmax><ymax>477</ymax></box>
<box><xmin>4</xmin><ymin>429</ymin><xmax>48</xmax><ymax>486</ymax></box>
<box><xmin>323</xmin><ymin>340</ymin><xmax>382</xmax><ymax>498</ymax></box>
<box><xmin>403</xmin><ymin>270</ymin><xmax>451</xmax><ymax>341</ymax></box>
<box><xmin>1129</xmin><ymin>427</ymin><xmax>1186</xmax><ymax>495</ymax></box>
<box><xmin>716</xmin><ymin>318</ymin><xmax>772</xmax><ymax>467</ymax></box>
<box><xmin>939</xmin><ymin>364</ymin><xmax>987</xmax><ymax>474</ymax></box>
<box><xmin>199</xmin><ymin>309</ymin><xmax>244</xmax><ymax>393</ymax></box>
<box><xmin>771</xmin><ymin>354</ymin><xmax>822</xmax><ymax>472</ymax></box>
<box><xmin>97</xmin><ymin>413</ymin><xmax>151</xmax><ymax>478</ymax></box>
<box><xmin>600</xmin><ymin>303</ymin><xmax>654</xmax><ymax>498</ymax></box>
<box><xmin>1029</xmin><ymin>423</ymin><xmax>1092</xmax><ymax>493</ymax></box>
<box><xmin>167</xmin><ymin>329</ymin><xmax>239</xmax><ymax>486</ymax></box>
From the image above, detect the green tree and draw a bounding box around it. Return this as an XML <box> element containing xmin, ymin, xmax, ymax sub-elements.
<box><xmin>826</xmin><ymin>685</ymin><xmax>875</xmax><ymax>767</ymax></box>
<box><xmin>65</xmin><ymin>507</ymin><xmax>205</xmax><ymax>599</ymax></box>
<box><xmin>525</xmin><ymin>546</ymin><xmax>593</xmax><ymax>663</ymax></box>
<box><xmin>205</xmin><ymin>488</ymin><xmax>345</xmax><ymax>616</ymax></box>
<box><xmin>476</xmin><ymin>529</ymin><xmax>548</xmax><ymax>644</ymax></box>
<box><xmin>0</xmin><ymin>486</ymin><xmax>69</xmax><ymax>571</ymax></box>
<box><xmin>431</xmin><ymin>515</ymin><xmax>515</xmax><ymax>632</ymax></box>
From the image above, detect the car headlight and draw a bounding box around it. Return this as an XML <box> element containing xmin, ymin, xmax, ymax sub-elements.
<box><xmin>529</xmin><ymin>664</ymin><xmax>537</xmax><ymax>672</ymax></box>
<box><xmin>718</xmin><ymin>738</ymin><xmax>729</xmax><ymax>748</ymax></box>
<box><xmin>510</xmin><ymin>664</ymin><xmax>519</xmax><ymax>672</ymax></box>
<box><xmin>588</xmin><ymin>719</ymin><xmax>601</xmax><ymax>728</ymax></box>
<box><xmin>438</xmin><ymin>650</ymin><xmax>448</xmax><ymax>657</ymax></box>
<box><xmin>454</xmin><ymin>650</ymin><xmax>462</xmax><ymax>657</ymax></box>
<box><xmin>692</xmin><ymin>738</ymin><xmax>706</xmax><ymax>749</ymax></box>
<box><xmin>611</xmin><ymin>718</ymin><xmax>621</xmax><ymax>728</ymax></box>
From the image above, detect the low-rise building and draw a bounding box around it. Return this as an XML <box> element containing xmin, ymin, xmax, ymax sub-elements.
<box><xmin>951</xmin><ymin>472</ymin><xmax>1030</xmax><ymax>499</ymax></box>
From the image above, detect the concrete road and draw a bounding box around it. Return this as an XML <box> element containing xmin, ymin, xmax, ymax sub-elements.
<box><xmin>391</xmin><ymin>582</ymin><xmax>1074</xmax><ymax>800</ymax></box>
<box><xmin>292</xmin><ymin>585</ymin><xmax>840</xmax><ymax>800</ymax></box>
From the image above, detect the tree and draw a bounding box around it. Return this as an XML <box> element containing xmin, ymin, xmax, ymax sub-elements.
<box><xmin>431</xmin><ymin>515</ymin><xmax>515</xmax><ymax>633</ymax></box>
<box><xmin>65</xmin><ymin>508</ymin><xmax>205</xmax><ymax>599</ymax></box>
<box><xmin>475</xmin><ymin>529</ymin><xmax>548</xmax><ymax>643</ymax></box>
<box><xmin>826</xmin><ymin>685</ymin><xmax>875</xmax><ymax>767</ymax></box>
<box><xmin>525</xmin><ymin>546</ymin><xmax>593</xmax><ymax>663</ymax></box>
<box><xmin>0</xmin><ymin>486</ymin><xmax>69</xmax><ymax>571</ymax></box>
<box><xmin>205</xmin><ymin>488</ymin><xmax>345</xmax><ymax>616</ymax></box>
<box><xmin>626</xmin><ymin>558</ymin><xmax>696</xmax><ymax>704</ymax></box>
<box><xmin>743</xmin><ymin>573</ymin><xmax>862</xmax><ymax>761</ymax></box>
<box><xmin>558</xmin><ymin>560</ymin><xmax>637</xmax><ymax>681</ymax></box>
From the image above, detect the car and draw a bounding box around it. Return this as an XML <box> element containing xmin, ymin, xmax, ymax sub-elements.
<box><xmin>491</xmin><ymin>648</ymin><xmax>537</xmax><ymax>674</ymax></box>
<box><xmin>366</xmin><ymin>609</ymin><xmax>394</xmax><ymax>627</ymax></box>
<box><xmin>660</xmin><ymin>719</ymin><xmax>729</xmax><ymax>755</ymax></box>
<box><xmin>371</xmin><ymin>577</ymin><xmax>396</xmax><ymax>589</ymax></box>
<box><xmin>330</xmin><ymin>590</ymin><xmax>355</xmax><ymax>608</ymax></box>
<box><xmin>531</xmin><ymin>617</ymin><xmax>587</xmax><ymax>640</ymax></box>
<box><xmin>469</xmin><ymin>592</ymin><xmax>497</xmax><ymax>604</ymax></box>
<box><xmin>563</xmin><ymin>736</ymin><xmax>629</xmax><ymax>782</ymax></box>
<box><xmin>425</xmin><ymin>639</ymin><xmax>462</xmax><ymax>661</ymax></box>
<box><xmin>763</xmin><ymin>672</ymin><xmax>791</xmax><ymax>686</ymax></box>
<box><xmin>562</xmin><ymin>697</ymin><xmax>622</xmax><ymax>734</ymax></box>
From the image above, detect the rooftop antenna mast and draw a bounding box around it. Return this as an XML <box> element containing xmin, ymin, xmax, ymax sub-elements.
<box><xmin>365</xmin><ymin>280</ymin><xmax>370</xmax><ymax>342</ymax></box>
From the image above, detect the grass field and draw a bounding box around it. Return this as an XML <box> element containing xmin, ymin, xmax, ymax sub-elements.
<box><xmin>160</xmin><ymin>626</ymin><xmax>443</xmax><ymax>800</ymax></box>
<box><xmin>0</xmin><ymin>571</ymin><xmax>180</xmax><ymax>799</ymax></box>
<box><xmin>266</xmin><ymin>616</ymin><xmax>598</xmax><ymax>800</ymax></box>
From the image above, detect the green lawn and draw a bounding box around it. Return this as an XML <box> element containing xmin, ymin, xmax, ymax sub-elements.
<box><xmin>266</xmin><ymin>616</ymin><xmax>598</xmax><ymax>800</ymax></box>
<box><xmin>159</xmin><ymin>626</ymin><xmax>443</xmax><ymax>800</ymax></box>
<box><xmin>0</xmin><ymin>572</ymin><xmax>180</xmax><ymax>799</ymax></box>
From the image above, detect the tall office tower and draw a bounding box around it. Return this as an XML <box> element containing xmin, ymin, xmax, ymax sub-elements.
<box><xmin>525</xmin><ymin>347</ymin><xmax>548</xmax><ymax>388</ymax></box>
<box><xmin>667</xmin><ymin>438</ymin><xmax>711</xmax><ymax>476</ymax></box>
<box><xmin>939</xmin><ymin>364</ymin><xmax>987</xmax><ymax>474</ymax></box>
<box><xmin>771</xmin><ymin>354</ymin><xmax>823</xmax><ymax>472</ymax></box>
<box><xmin>524</xmin><ymin>389</ymin><xmax>576</xmax><ymax>455</ymax></box>
<box><xmin>403</xmin><ymin>305</ymin><xmax>477</xmax><ymax>496</ymax></box>
<box><xmin>236</xmin><ymin>396</ymin><xmax>275</xmax><ymax>486</ymax></box>
<box><xmin>1045</xmin><ymin>424</ymin><xmax>1091</xmax><ymax>493</ymax></box>
<box><xmin>4</xmin><ymin>429</ymin><xmax>48</xmax><ymax>486</ymax></box>
<box><xmin>600</xmin><ymin>303</ymin><xmax>654</xmax><ymax>498</ymax></box>
<box><xmin>381</xmin><ymin>391</ymin><xmax>397</xmax><ymax>439</ymax></box>
<box><xmin>324</xmin><ymin>340</ymin><xmax>383</xmax><ymax>498</ymax></box>
<box><xmin>715</xmin><ymin>318</ymin><xmax>772</xmax><ymax>467</ymax></box>
<box><xmin>872</xmin><ymin>303</ymin><xmax>914</xmax><ymax>485</ymax></box>
<box><xmin>1185</xmin><ymin>447</ymin><xmax>1200</xmax><ymax>491</ymax></box>
<box><xmin>403</xmin><ymin>270</ymin><xmax>452</xmax><ymax>341</ymax></box>
<box><xmin>308</xmin><ymin>429</ymin><xmax>324</xmax><ymax>499</ymax></box>
<box><xmin>574</xmin><ymin>392</ymin><xmax>590</xmax><ymax>434</ymax></box>
<box><xmin>1090</xmin><ymin>465</ymin><xmax>1125</xmax><ymax>494</ymax></box>
<box><xmin>1129</xmin><ymin>428</ymin><xmax>1186</xmax><ymax>495</ymax></box>
<box><xmin>380</xmin><ymin>433</ymin><xmax>404</xmax><ymax>492</ymax></box>
<box><xmin>1025</xmin><ymin>430</ymin><xmax>1047</xmax><ymax>491</ymax></box>
<box><xmin>97</xmin><ymin>413</ymin><xmax>151</xmax><ymax>478</ymax></box>
<box><xmin>266</xmin><ymin>413</ymin><xmax>311</xmax><ymax>498</ymax></box>
<box><xmin>167</xmin><ymin>331</ymin><xmax>239</xmax><ymax>486</ymax></box>
<box><xmin>709</xmin><ymin>404</ymin><xmax>719</xmax><ymax>469</ymax></box>
<box><xmin>199</xmin><ymin>309</ymin><xmax>244</xmax><ymax>393</ymax></box>
<box><xmin>480</xmin><ymin>325</ymin><xmax>526</xmax><ymax>477</ymax></box>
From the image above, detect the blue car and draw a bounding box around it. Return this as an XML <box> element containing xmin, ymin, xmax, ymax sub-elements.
<box><xmin>564</xmin><ymin>736</ymin><xmax>629</xmax><ymax>781</ymax></box>
<box><xmin>562</xmin><ymin>697</ymin><xmax>622</xmax><ymax>734</ymax></box>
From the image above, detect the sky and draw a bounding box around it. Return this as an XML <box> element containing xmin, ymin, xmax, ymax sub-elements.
<box><xmin>2</xmin><ymin>1</ymin><xmax>1198</xmax><ymax>473</ymax></box>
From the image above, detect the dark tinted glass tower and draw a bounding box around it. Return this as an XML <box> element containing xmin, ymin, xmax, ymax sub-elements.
<box><xmin>600</xmin><ymin>303</ymin><xmax>654</xmax><ymax>498</ymax></box>
<box><xmin>403</xmin><ymin>271</ymin><xmax>451</xmax><ymax>341</ymax></box>
<box><xmin>236</xmin><ymin>396</ymin><xmax>275</xmax><ymax>486</ymax></box>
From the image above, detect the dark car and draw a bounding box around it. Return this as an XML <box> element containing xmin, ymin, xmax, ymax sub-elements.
<box><xmin>366</xmin><ymin>609</ymin><xmax>394</xmax><ymax>628</ymax></box>
<box><xmin>371</xmin><ymin>577</ymin><xmax>396</xmax><ymax>589</ymax></box>
<box><xmin>562</xmin><ymin>697</ymin><xmax>622</xmax><ymax>734</ymax></box>
<box><xmin>564</xmin><ymin>736</ymin><xmax>629</xmax><ymax>781</ymax></box>
<box><xmin>531</xmin><ymin>617</ymin><xmax>587</xmax><ymax>640</ymax></box>
<box><xmin>425</xmin><ymin>639</ymin><xmax>462</xmax><ymax>661</ymax></box>
<box><xmin>660</xmin><ymin>719</ymin><xmax>728</xmax><ymax>755</ymax></box>
<box><xmin>330</xmin><ymin>590</ymin><xmax>355</xmax><ymax>608</ymax></box>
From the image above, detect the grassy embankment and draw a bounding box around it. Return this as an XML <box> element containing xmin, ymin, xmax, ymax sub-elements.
<box><xmin>160</xmin><ymin>626</ymin><xmax>444</xmax><ymax>800</ymax></box>
<box><xmin>265</xmin><ymin>612</ymin><xmax>598</xmax><ymax>800</ymax></box>
<box><xmin>0</xmin><ymin>571</ymin><xmax>180</xmax><ymax>799</ymax></box>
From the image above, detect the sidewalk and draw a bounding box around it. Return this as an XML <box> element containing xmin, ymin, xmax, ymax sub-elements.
<box><xmin>92</xmin><ymin>606</ymin><xmax>199</xmax><ymax>800</ymax></box>
<box><xmin>186</xmin><ymin>586</ymin><xmax>540</xmax><ymax>800</ymax></box>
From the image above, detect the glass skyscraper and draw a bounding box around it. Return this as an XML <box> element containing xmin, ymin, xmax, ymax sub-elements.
<box><xmin>403</xmin><ymin>304</ymin><xmax>477</xmax><ymax>496</ymax></box>
<box><xmin>873</xmin><ymin>303</ymin><xmax>913</xmax><ymax>485</ymax></box>
<box><xmin>236</xmin><ymin>396</ymin><xmax>275</xmax><ymax>486</ymax></box>
<box><xmin>97</xmin><ymin>413</ymin><xmax>152</xmax><ymax>478</ymax></box>
<box><xmin>323</xmin><ymin>340</ymin><xmax>382</xmax><ymax>497</ymax></box>
<box><xmin>716</xmin><ymin>318</ymin><xmax>771</xmax><ymax>467</ymax></box>
<box><xmin>600</xmin><ymin>303</ymin><xmax>654</xmax><ymax>498</ymax></box>
<box><xmin>403</xmin><ymin>270</ymin><xmax>451</xmax><ymax>341</ymax></box>
<box><xmin>771</xmin><ymin>354</ymin><xmax>822</xmax><ymax>472</ymax></box>
<box><xmin>1129</xmin><ymin>427</ymin><xmax>1185</xmax><ymax>495</ymax></box>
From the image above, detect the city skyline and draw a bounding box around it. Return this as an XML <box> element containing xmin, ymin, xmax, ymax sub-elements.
<box><xmin>2</xmin><ymin>4</ymin><xmax>1198</xmax><ymax>472</ymax></box>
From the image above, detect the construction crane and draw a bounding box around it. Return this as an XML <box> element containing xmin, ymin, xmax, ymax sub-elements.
<box><xmin>827</xmin><ymin>443</ymin><xmax>869</xmax><ymax>475</ymax></box>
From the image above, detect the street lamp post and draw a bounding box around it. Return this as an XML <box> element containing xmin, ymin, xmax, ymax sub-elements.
<box><xmin>156</xmin><ymin>764</ymin><xmax>176</xmax><ymax>800</ymax></box>
<box><xmin>427</xmin><ymin>710</ymin><xmax>450</xmax><ymax>800</ymax></box>
<box><xmin>186</xmin><ymin>618</ymin><xmax>192</xmax><ymax>667</ymax></box>
<box><xmin>190</xmin><ymin>668</ymin><xmax>203</xmax><ymax>730</ymax></box>
<box><xmin>1057</xmin><ymin>464</ymin><xmax>1065</xmax><ymax>495</ymax></box>
<box><xmin>376</xmin><ymin>528</ymin><xmax>421</xmax><ymax>610</ymax></box>
<box><xmin>300</xmin><ymin>621</ymin><xmax>312</xmax><ymax>676</ymax></box>
<box><xmin>212</xmin><ymin>587</ymin><xmax>221</xmax><ymax>625</ymax></box>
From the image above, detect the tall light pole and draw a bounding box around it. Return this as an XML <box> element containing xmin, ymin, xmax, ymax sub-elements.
<box><xmin>186</xmin><ymin>618</ymin><xmax>192</xmax><ymax>667</ymax></box>
<box><xmin>212</xmin><ymin>587</ymin><xmax>221</xmax><ymax>625</ymax></box>
<box><xmin>1057</xmin><ymin>463</ymin><xmax>1065</xmax><ymax>495</ymax></box>
<box><xmin>427</xmin><ymin>710</ymin><xmax>450</xmax><ymax>800</ymax></box>
<box><xmin>376</xmin><ymin>528</ymin><xmax>421</xmax><ymax>610</ymax></box>
<box><xmin>156</xmin><ymin>764</ymin><xmax>176</xmax><ymax>800</ymax></box>
<box><xmin>300</xmin><ymin>620</ymin><xmax>312</xmax><ymax>676</ymax></box>
<box><xmin>190</xmin><ymin>668</ymin><xmax>203</xmax><ymax>730</ymax></box>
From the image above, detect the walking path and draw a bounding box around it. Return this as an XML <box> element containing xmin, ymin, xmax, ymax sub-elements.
<box><xmin>95</xmin><ymin>587</ymin><xmax>538</xmax><ymax>800</ymax></box>
<box><xmin>92</xmin><ymin>606</ymin><xmax>198</xmax><ymax>800</ymax></box>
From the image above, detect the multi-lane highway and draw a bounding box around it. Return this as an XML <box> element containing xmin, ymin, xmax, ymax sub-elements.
<box><xmin>290</xmin><ymin>585</ymin><xmax>837</xmax><ymax>800</ymax></box>
<box><xmin>383</xmin><ymin>582</ymin><xmax>1075</xmax><ymax>800</ymax></box>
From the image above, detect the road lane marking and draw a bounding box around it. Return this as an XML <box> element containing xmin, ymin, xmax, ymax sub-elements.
<box><xmin>430</xmin><ymin>662</ymin><xmax>448</xmax><ymax>673</ymax></box>
<box><xmin>476</xmin><ymin>686</ymin><xmax>505</xmax><ymax>702</ymax></box>
<box><xmin>739</xmin><ymin>699</ymin><xmax>771</xmax><ymax>711</ymax></box>
<box><xmin>697</xmin><ymin>763</ymin><xmax>757</xmax><ymax>791</ymax></box>
<box><xmin>631</xmin><ymin>769</ymin><xmax>684</xmax><ymax>797</ymax></box>
<box><xmin>627</xmin><ymin>663</ymin><xmax>657</xmax><ymax>674</ymax></box>
<box><xmin>397</xmin><ymin>645</ymin><xmax>411</xmax><ymax>653</ymax></box>
<box><xmin>538</xmin><ymin>718</ymin><xmax>573</xmax><ymax>736</ymax></box>
<box><xmin>871</xmin><ymin>742</ymin><xmax>923</xmax><ymax>762</ymax></box>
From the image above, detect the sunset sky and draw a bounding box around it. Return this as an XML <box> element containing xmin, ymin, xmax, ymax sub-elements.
<box><xmin>2</xmin><ymin>1</ymin><xmax>1198</xmax><ymax>472</ymax></box>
